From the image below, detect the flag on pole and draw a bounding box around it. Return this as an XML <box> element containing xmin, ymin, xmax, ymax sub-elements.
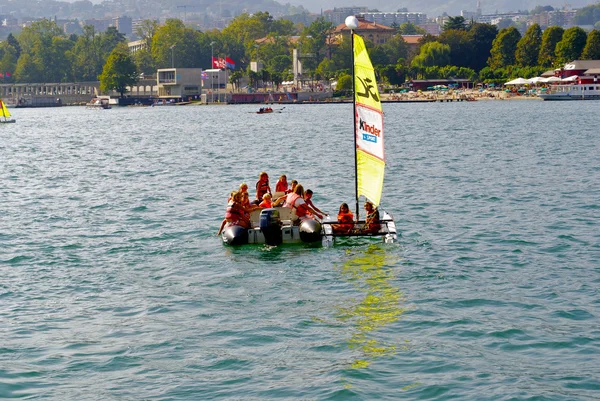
<box><xmin>5</xmin><ymin>72</ymin><xmax>10</xmax><ymax>77</ymax></box>
<box><xmin>225</xmin><ymin>57</ymin><xmax>236</xmax><ymax>70</ymax></box>
<box><xmin>212</xmin><ymin>57</ymin><xmax>226</xmax><ymax>69</ymax></box>
<box><xmin>0</xmin><ymin>73</ymin><xmax>4</xmax><ymax>78</ymax></box>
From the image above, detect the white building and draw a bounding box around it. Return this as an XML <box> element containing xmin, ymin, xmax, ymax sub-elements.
<box><xmin>157</xmin><ymin>68</ymin><xmax>203</xmax><ymax>99</ymax></box>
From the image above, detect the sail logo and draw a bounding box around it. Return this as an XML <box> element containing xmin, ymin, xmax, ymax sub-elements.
<box><xmin>356</xmin><ymin>76</ymin><xmax>380</xmax><ymax>103</ymax></box>
<box><xmin>359</xmin><ymin>118</ymin><xmax>380</xmax><ymax>143</ymax></box>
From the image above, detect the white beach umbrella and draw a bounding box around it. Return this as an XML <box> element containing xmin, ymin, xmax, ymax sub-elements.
<box><xmin>528</xmin><ymin>77</ymin><xmax>545</xmax><ymax>84</ymax></box>
<box><xmin>505</xmin><ymin>77</ymin><xmax>530</xmax><ymax>85</ymax></box>
<box><xmin>543</xmin><ymin>76</ymin><xmax>562</xmax><ymax>83</ymax></box>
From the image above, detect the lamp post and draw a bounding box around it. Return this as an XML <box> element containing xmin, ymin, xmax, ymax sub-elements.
<box><xmin>210</xmin><ymin>41</ymin><xmax>215</xmax><ymax>103</ymax></box>
<box><xmin>170</xmin><ymin>45</ymin><xmax>176</xmax><ymax>68</ymax></box>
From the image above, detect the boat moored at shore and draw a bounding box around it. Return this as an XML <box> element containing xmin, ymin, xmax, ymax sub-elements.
<box><xmin>538</xmin><ymin>83</ymin><xmax>600</xmax><ymax>100</ymax></box>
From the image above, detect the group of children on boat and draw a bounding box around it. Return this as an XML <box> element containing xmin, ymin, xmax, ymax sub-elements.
<box><xmin>217</xmin><ymin>172</ymin><xmax>381</xmax><ymax>236</ymax></box>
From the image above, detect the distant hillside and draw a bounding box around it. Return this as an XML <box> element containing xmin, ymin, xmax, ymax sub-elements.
<box><xmin>283</xmin><ymin>0</ymin><xmax>597</xmax><ymax>17</ymax></box>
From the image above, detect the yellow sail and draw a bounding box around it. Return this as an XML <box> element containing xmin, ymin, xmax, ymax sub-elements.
<box><xmin>0</xmin><ymin>100</ymin><xmax>11</xmax><ymax>118</ymax></box>
<box><xmin>353</xmin><ymin>34</ymin><xmax>385</xmax><ymax>207</ymax></box>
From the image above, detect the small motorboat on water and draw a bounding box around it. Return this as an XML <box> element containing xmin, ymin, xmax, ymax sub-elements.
<box><xmin>221</xmin><ymin>206</ymin><xmax>397</xmax><ymax>246</ymax></box>
<box><xmin>256</xmin><ymin>107</ymin><xmax>274</xmax><ymax>114</ymax></box>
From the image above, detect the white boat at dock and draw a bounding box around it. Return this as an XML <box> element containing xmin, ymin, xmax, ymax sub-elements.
<box><xmin>538</xmin><ymin>83</ymin><xmax>600</xmax><ymax>101</ymax></box>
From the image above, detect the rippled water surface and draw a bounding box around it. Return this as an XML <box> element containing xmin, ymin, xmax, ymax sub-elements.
<box><xmin>1</xmin><ymin>100</ymin><xmax>599</xmax><ymax>400</ymax></box>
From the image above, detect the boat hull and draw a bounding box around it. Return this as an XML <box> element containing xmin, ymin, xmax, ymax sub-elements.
<box><xmin>221</xmin><ymin>209</ymin><xmax>397</xmax><ymax>246</ymax></box>
<box><xmin>221</xmin><ymin>220</ymin><xmax>324</xmax><ymax>246</ymax></box>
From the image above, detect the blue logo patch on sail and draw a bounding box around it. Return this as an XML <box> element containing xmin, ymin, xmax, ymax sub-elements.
<box><xmin>363</xmin><ymin>133</ymin><xmax>378</xmax><ymax>143</ymax></box>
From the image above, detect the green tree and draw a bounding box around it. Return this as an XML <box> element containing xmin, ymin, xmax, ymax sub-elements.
<box><xmin>7</xmin><ymin>33</ymin><xmax>21</xmax><ymax>59</ymax></box>
<box><xmin>133</xmin><ymin>49</ymin><xmax>156</xmax><ymax>75</ymax></box>
<box><xmin>336</xmin><ymin>73</ymin><xmax>352</xmax><ymax>90</ymax></box>
<box><xmin>515</xmin><ymin>24</ymin><xmax>542</xmax><ymax>66</ymax></box>
<box><xmin>488</xmin><ymin>27</ymin><xmax>521</xmax><ymax>69</ymax></box>
<box><xmin>135</xmin><ymin>19</ymin><xmax>159</xmax><ymax>50</ymax></box>
<box><xmin>411</xmin><ymin>42</ymin><xmax>451</xmax><ymax>69</ymax></box>
<box><xmin>581</xmin><ymin>30</ymin><xmax>600</xmax><ymax>59</ymax></box>
<box><xmin>70</xmin><ymin>25</ymin><xmax>104</xmax><ymax>82</ymax></box>
<box><xmin>17</xmin><ymin>19</ymin><xmax>64</xmax><ymax>54</ymax></box>
<box><xmin>381</xmin><ymin>34</ymin><xmax>409</xmax><ymax>64</ymax></box>
<box><xmin>467</xmin><ymin>23</ymin><xmax>498</xmax><ymax>71</ymax></box>
<box><xmin>44</xmin><ymin>37</ymin><xmax>75</xmax><ymax>82</ymax></box>
<box><xmin>538</xmin><ymin>26</ymin><xmax>564</xmax><ymax>67</ymax></box>
<box><xmin>98</xmin><ymin>27</ymin><xmax>126</xmax><ymax>61</ymax></box>
<box><xmin>99</xmin><ymin>43</ymin><xmax>138</xmax><ymax>97</ymax></box>
<box><xmin>555</xmin><ymin>27</ymin><xmax>587</xmax><ymax>64</ymax></box>
<box><xmin>0</xmin><ymin>41</ymin><xmax>18</xmax><ymax>77</ymax></box>
<box><xmin>329</xmin><ymin>35</ymin><xmax>352</xmax><ymax>72</ymax></box>
<box><xmin>315</xmin><ymin>58</ymin><xmax>337</xmax><ymax>81</ymax></box>
<box><xmin>302</xmin><ymin>17</ymin><xmax>335</xmax><ymax>67</ymax></box>
<box><xmin>398</xmin><ymin>22</ymin><xmax>426</xmax><ymax>35</ymax></box>
<box><xmin>14</xmin><ymin>53</ymin><xmax>41</xmax><ymax>82</ymax></box>
<box><xmin>438</xmin><ymin>29</ymin><xmax>471</xmax><ymax>67</ymax></box>
<box><xmin>152</xmin><ymin>19</ymin><xmax>205</xmax><ymax>68</ymax></box>
<box><xmin>379</xmin><ymin>60</ymin><xmax>407</xmax><ymax>85</ymax></box>
<box><xmin>443</xmin><ymin>16</ymin><xmax>467</xmax><ymax>31</ymax></box>
<box><xmin>229</xmin><ymin>70</ymin><xmax>244</xmax><ymax>90</ymax></box>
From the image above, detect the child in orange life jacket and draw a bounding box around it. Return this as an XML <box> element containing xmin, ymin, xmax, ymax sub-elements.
<box><xmin>254</xmin><ymin>171</ymin><xmax>271</xmax><ymax>204</ymax></box>
<box><xmin>217</xmin><ymin>191</ymin><xmax>251</xmax><ymax>235</ymax></box>
<box><xmin>259</xmin><ymin>193</ymin><xmax>273</xmax><ymax>208</ymax></box>
<box><xmin>275</xmin><ymin>174</ymin><xmax>288</xmax><ymax>193</ymax></box>
<box><xmin>332</xmin><ymin>203</ymin><xmax>354</xmax><ymax>234</ymax></box>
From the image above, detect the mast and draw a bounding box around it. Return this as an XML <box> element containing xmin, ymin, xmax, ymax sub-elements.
<box><xmin>346</xmin><ymin>15</ymin><xmax>360</xmax><ymax>221</ymax></box>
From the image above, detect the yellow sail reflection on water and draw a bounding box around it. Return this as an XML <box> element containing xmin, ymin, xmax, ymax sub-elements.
<box><xmin>336</xmin><ymin>245</ymin><xmax>405</xmax><ymax>370</ymax></box>
<box><xmin>353</xmin><ymin>33</ymin><xmax>385</xmax><ymax>207</ymax></box>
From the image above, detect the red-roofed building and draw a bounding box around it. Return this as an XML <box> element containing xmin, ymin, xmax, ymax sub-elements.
<box><xmin>333</xmin><ymin>16</ymin><xmax>396</xmax><ymax>45</ymax></box>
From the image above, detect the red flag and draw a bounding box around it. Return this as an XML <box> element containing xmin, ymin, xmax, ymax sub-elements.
<box><xmin>0</xmin><ymin>73</ymin><xmax>4</xmax><ymax>78</ymax></box>
<box><xmin>225</xmin><ymin>57</ymin><xmax>235</xmax><ymax>69</ymax></box>
<box><xmin>212</xmin><ymin>57</ymin><xmax>226</xmax><ymax>69</ymax></box>
<box><xmin>5</xmin><ymin>72</ymin><xmax>10</xmax><ymax>77</ymax></box>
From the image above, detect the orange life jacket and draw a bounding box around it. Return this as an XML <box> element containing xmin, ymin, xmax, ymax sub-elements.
<box><xmin>285</xmin><ymin>193</ymin><xmax>309</xmax><ymax>218</ymax></box>
<box><xmin>259</xmin><ymin>199</ymin><xmax>272</xmax><ymax>208</ymax></box>
<box><xmin>256</xmin><ymin>180</ymin><xmax>270</xmax><ymax>201</ymax></box>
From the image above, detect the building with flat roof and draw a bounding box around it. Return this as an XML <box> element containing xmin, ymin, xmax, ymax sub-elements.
<box><xmin>359</xmin><ymin>12</ymin><xmax>427</xmax><ymax>27</ymax></box>
<box><xmin>157</xmin><ymin>68</ymin><xmax>203</xmax><ymax>99</ymax></box>
<box><xmin>113</xmin><ymin>16</ymin><xmax>132</xmax><ymax>35</ymax></box>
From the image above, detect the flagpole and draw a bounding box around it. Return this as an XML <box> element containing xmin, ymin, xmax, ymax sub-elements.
<box><xmin>346</xmin><ymin>15</ymin><xmax>359</xmax><ymax>221</ymax></box>
<box><xmin>210</xmin><ymin>42</ymin><xmax>215</xmax><ymax>103</ymax></box>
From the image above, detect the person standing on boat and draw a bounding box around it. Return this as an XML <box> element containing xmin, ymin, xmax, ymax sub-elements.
<box><xmin>304</xmin><ymin>189</ymin><xmax>326</xmax><ymax>217</ymax></box>
<box><xmin>254</xmin><ymin>172</ymin><xmax>271</xmax><ymax>204</ymax></box>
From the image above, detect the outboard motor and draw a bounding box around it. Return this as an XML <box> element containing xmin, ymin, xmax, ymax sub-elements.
<box><xmin>299</xmin><ymin>219</ymin><xmax>323</xmax><ymax>243</ymax></box>
<box><xmin>222</xmin><ymin>225</ymin><xmax>248</xmax><ymax>246</ymax></box>
<box><xmin>260</xmin><ymin>208</ymin><xmax>282</xmax><ymax>246</ymax></box>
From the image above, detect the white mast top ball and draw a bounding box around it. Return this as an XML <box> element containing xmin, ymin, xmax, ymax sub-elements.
<box><xmin>345</xmin><ymin>16</ymin><xmax>359</xmax><ymax>30</ymax></box>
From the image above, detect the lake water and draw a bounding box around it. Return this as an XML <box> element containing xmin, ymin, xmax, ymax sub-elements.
<box><xmin>1</xmin><ymin>100</ymin><xmax>599</xmax><ymax>400</ymax></box>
